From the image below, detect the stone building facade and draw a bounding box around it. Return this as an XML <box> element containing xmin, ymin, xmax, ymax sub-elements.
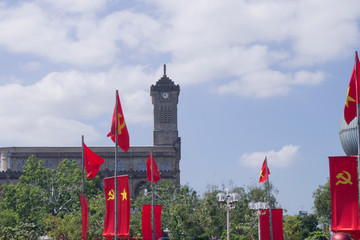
<box><xmin>0</xmin><ymin>66</ymin><xmax>181</xmax><ymax>197</ymax></box>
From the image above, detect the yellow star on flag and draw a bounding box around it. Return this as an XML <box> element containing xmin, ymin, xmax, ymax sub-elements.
<box><xmin>121</xmin><ymin>188</ymin><xmax>127</xmax><ymax>201</ymax></box>
<box><xmin>345</xmin><ymin>86</ymin><xmax>356</xmax><ymax>108</ymax></box>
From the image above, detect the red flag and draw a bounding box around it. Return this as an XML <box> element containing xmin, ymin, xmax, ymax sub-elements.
<box><xmin>142</xmin><ymin>205</ymin><xmax>163</xmax><ymax>240</ymax></box>
<box><xmin>154</xmin><ymin>205</ymin><xmax>163</xmax><ymax>239</ymax></box>
<box><xmin>80</xmin><ymin>194</ymin><xmax>88</xmax><ymax>240</ymax></box>
<box><xmin>344</xmin><ymin>52</ymin><xmax>360</xmax><ymax>125</ymax></box>
<box><xmin>329</xmin><ymin>156</ymin><xmax>360</xmax><ymax>235</ymax></box>
<box><xmin>83</xmin><ymin>143</ymin><xmax>104</xmax><ymax>180</ymax></box>
<box><xmin>103</xmin><ymin>176</ymin><xmax>131</xmax><ymax>239</ymax></box>
<box><xmin>259</xmin><ymin>158</ymin><xmax>270</xmax><ymax>183</ymax></box>
<box><xmin>142</xmin><ymin>205</ymin><xmax>152</xmax><ymax>240</ymax></box>
<box><xmin>259</xmin><ymin>209</ymin><xmax>284</xmax><ymax>240</ymax></box>
<box><xmin>107</xmin><ymin>90</ymin><xmax>130</xmax><ymax>152</ymax></box>
<box><xmin>147</xmin><ymin>152</ymin><xmax>160</xmax><ymax>183</ymax></box>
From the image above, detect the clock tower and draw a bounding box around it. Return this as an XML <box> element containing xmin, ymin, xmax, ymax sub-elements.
<box><xmin>150</xmin><ymin>65</ymin><xmax>180</xmax><ymax>146</ymax></box>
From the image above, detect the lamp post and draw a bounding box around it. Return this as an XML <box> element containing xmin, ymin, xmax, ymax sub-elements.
<box><xmin>248</xmin><ymin>202</ymin><xmax>270</xmax><ymax>240</ymax></box>
<box><xmin>216</xmin><ymin>189</ymin><xmax>240</xmax><ymax>240</ymax></box>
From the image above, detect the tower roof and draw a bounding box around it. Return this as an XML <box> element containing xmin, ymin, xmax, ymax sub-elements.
<box><xmin>151</xmin><ymin>64</ymin><xmax>180</xmax><ymax>93</ymax></box>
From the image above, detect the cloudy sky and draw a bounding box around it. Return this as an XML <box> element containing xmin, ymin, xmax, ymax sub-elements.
<box><xmin>0</xmin><ymin>0</ymin><xmax>359</xmax><ymax>215</ymax></box>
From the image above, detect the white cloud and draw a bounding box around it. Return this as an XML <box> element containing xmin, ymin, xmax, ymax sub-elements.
<box><xmin>289</xmin><ymin>0</ymin><xmax>360</xmax><ymax>66</ymax></box>
<box><xmin>39</xmin><ymin>0</ymin><xmax>107</xmax><ymax>13</ymax></box>
<box><xmin>150</xmin><ymin>0</ymin><xmax>355</xmax><ymax>96</ymax></box>
<box><xmin>239</xmin><ymin>145</ymin><xmax>301</xmax><ymax>168</ymax></box>
<box><xmin>0</xmin><ymin>2</ymin><xmax>161</xmax><ymax>66</ymax></box>
<box><xmin>21</xmin><ymin>61</ymin><xmax>41</xmax><ymax>71</ymax></box>
<box><xmin>0</xmin><ymin>65</ymin><xmax>154</xmax><ymax>146</ymax></box>
<box><xmin>157</xmin><ymin>0</ymin><xmax>359</xmax><ymax>65</ymax></box>
<box><xmin>0</xmin><ymin>115</ymin><xmax>100</xmax><ymax>146</ymax></box>
<box><xmin>215</xmin><ymin>70</ymin><xmax>325</xmax><ymax>98</ymax></box>
<box><xmin>292</xmin><ymin>71</ymin><xmax>325</xmax><ymax>86</ymax></box>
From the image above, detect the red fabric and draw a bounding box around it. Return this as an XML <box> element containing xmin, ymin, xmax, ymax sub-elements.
<box><xmin>107</xmin><ymin>90</ymin><xmax>130</xmax><ymax>152</ymax></box>
<box><xmin>146</xmin><ymin>152</ymin><xmax>160</xmax><ymax>183</ymax></box>
<box><xmin>103</xmin><ymin>176</ymin><xmax>131</xmax><ymax>239</ymax></box>
<box><xmin>142</xmin><ymin>205</ymin><xmax>152</xmax><ymax>240</ymax></box>
<box><xmin>80</xmin><ymin>194</ymin><xmax>88</xmax><ymax>240</ymax></box>
<box><xmin>259</xmin><ymin>209</ymin><xmax>284</xmax><ymax>240</ymax></box>
<box><xmin>142</xmin><ymin>205</ymin><xmax>163</xmax><ymax>240</ymax></box>
<box><xmin>344</xmin><ymin>52</ymin><xmax>360</xmax><ymax>124</ymax></box>
<box><xmin>154</xmin><ymin>205</ymin><xmax>163</xmax><ymax>239</ymax></box>
<box><xmin>83</xmin><ymin>143</ymin><xmax>104</xmax><ymax>180</ymax></box>
<box><xmin>259</xmin><ymin>158</ymin><xmax>270</xmax><ymax>183</ymax></box>
<box><xmin>329</xmin><ymin>156</ymin><xmax>360</xmax><ymax>235</ymax></box>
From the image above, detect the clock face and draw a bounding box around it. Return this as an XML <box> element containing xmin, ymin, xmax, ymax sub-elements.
<box><xmin>162</xmin><ymin>92</ymin><xmax>169</xmax><ymax>99</ymax></box>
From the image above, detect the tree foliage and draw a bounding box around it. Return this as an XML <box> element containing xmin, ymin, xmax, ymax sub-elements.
<box><xmin>312</xmin><ymin>178</ymin><xmax>331</xmax><ymax>237</ymax></box>
<box><xmin>0</xmin><ymin>156</ymin><xmax>333</xmax><ymax>239</ymax></box>
<box><xmin>0</xmin><ymin>156</ymin><xmax>103</xmax><ymax>239</ymax></box>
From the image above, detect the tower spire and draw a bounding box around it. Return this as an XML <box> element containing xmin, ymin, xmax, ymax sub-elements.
<box><xmin>163</xmin><ymin>64</ymin><xmax>166</xmax><ymax>76</ymax></box>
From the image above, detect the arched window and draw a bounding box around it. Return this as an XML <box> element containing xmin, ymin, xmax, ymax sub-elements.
<box><xmin>45</xmin><ymin>160</ymin><xmax>53</xmax><ymax>169</ymax></box>
<box><xmin>18</xmin><ymin>160</ymin><xmax>25</xmax><ymax>171</ymax></box>
<box><xmin>137</xmin><ymin>161</ymin><xmax>146</xmax><ymax>171</ymax></box>
<box><xmin>117</xmin><ymin>161</ymin><xmax>125</xmax><ymax>172</ymax></box>
<box><xmin>160</xmin><ymin>162</ymin><xmax>169</xmax><ymax>171</ymax></box>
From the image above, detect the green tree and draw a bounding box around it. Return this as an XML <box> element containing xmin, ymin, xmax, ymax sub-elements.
<box><xmin>283</xmin><ymin>214</ymin><xmax>320</xmax><ymax>240</ymax></box>
<box><xmin>304</xmin><ymin>231</ymin><xmax>328</xmax><ymax>240</ymax></box>
<box><xmin>283</xmin><ymin>215</ymin><xmax>302</xmax><ymax>240</ymax></box>
<box><xmin>0</xmin><ymin>156</ymin><xmax>102</xmax><ymax>239</ymax></box>
<box><xmin>131</xmin><ymin>181</ymin><xmax>279</xmax><ymax>240</ymax></box>
<box><xmin>313</xmin><ymin>179</ymin><xmax>331</xmax><ymax>237</ymax></box>
<box><xmin>197</xmin><ymin>184</ymin><xmax>227</xmax><ymax>239</ymax></box>
<box><xmin>131</xmin><ymin>180</ymin><xmax>204</xmax><ymax>240</ymax></box>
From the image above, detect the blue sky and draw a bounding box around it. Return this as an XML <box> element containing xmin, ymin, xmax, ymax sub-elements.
<box><xmin>0</xmin><ymin>0</ymin><xmax>359</xmax><ymax>215</ymax></box>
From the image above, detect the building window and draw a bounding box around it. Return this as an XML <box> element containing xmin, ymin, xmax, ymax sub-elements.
<box><xmin>117</xmin><ymin>161</ymin><xmax>125</xmax><ymax>172</ymax></box>
<box><xmin>160</xmin><ymin>162</ymin><xmax>169</xmax><ymax>171</ymax></box>
<box><xmin>160</xmin><ymin>106</ymin><xmax>172</xmax><ymax>126</ymax></box>
<box><xmin>18</xmin><ymin>160</ymin><xmax>25</xmax><ymax>171</ymax></box>
<box><xmin>137</xmin><ymin>161</ymin><xmax>146</xmax><ymax>172</ymax></box>
<box><xmin>45</xmin><ymin>160</ymin><xmax>53</xmax><ymax>169</ymax></box>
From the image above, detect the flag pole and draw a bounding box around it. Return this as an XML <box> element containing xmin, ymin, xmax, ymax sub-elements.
<box><xmin>81</xmin><ymin>135</ymin><xmax>85</xmax><ymax>240</ymax></box>
<box><xmin>115</xmin><ymin>91</ymin><xmax>119</xmax><ymax>240</ymax></box>
<box><xmin>151</xmin><ymin>151</ymin><xmax>156</xmax><ymax>240</ymax></box>
<box><xmin>265</xmin><ymin>157</ymin><xmax>273</xmax><ymax>240</ymax></box>
<box><xmin>355</xmin><ymin>51</ymin><xmax>360</xmax><ymax>213</ymax></box>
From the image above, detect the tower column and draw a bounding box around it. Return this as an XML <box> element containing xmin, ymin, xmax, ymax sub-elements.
<box><xmin>1</xmin><ymin>152</ymin><xmax>7</xmax><ymax>171</ymax></box>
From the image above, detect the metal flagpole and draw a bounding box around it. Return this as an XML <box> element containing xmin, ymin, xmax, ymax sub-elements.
<box><xmin>355</xmin><ymin>51</ymin><xmax>360</xmax><ymax>209</ymax></box>
<box><xmin>81</xmin><ymin>135</ymin><xmax>85</xmax><ymax>240</ymax></box>
<box><xmin>114</xmin><ymin>91</ymin><xmax>119</xmax><ymax>240</ymax></box>
<box><xmin>265</xmin><ymin>157</ymin><xmax>273</xmax><ymax>240</ymax></box>
<box><xmin>151</xmin><ymin>151</ymin><xmax>156</xmax><ymax>240</ymax></box>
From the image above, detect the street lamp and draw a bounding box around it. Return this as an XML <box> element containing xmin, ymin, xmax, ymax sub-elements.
<box><xmin>216</xmin><ymin>189</ymin><xmax>240</xmax><ymax>240</ymax></box>
<box><xmin>163</xmin><ymin>228</ymin><xmax>170</xmax><ymax>238</ymax></box>
<box><xmin>248</xmin><ymin>202</ymin><xmax>269</xmax><ymax>240</ymax></box>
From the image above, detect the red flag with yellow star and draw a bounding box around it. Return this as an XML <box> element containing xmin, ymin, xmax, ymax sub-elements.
<box><xmin>83</xmin><ymin>143</ymin><xmax>104</xmax><ymax>180</ymax></box>
<box><xmin>103</xmin><ymin>176</ymin><xmax>130</xmax><ymax>239</ymax></box>
<box><xmin>344</xmin><ymin>52</ymin><xmax>360</xmax><ymax>125</ymax></box>
<box><xmin>107</xmin><ymin>90</ymin><xmax>130</xmax><ymax>152</ymax></box>
<box><xmin>259</xmin><ymin>158</ymin><xmax>270</xmax><ymax>183</ymax></box>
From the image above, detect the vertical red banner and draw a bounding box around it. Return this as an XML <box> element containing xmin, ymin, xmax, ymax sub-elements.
<box><xmin>142</xmin><ymin>205</ymin><xmax>163</xmax><ymax>240</ymax></box>
<box><xmin>154</xmin><ymin>205</ymin><xmax>163</xmax><ymax>239</ymax></box>
<box><xmin>259</xmin><ymin>209</ymin><xmax>284</xmax><ymax>240</ymax></box>
<box><xmin>103</xmin><ymin>176</ymin><xmax>131</xmax><ymax>239</ymax></box>
<box><xmin>80</xmin><ymin>194</ymin><xmax>88</xmax><ymax>240</ymax></box>
<box><xmin>329</xmin><ymin>156</ymin><xmax>360</xmax><ymax>234</ymax></box>
<box><xmin>142</xmin><ymin>205</ymin><xmax>152</xmax><ymax>240</ymax></box>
